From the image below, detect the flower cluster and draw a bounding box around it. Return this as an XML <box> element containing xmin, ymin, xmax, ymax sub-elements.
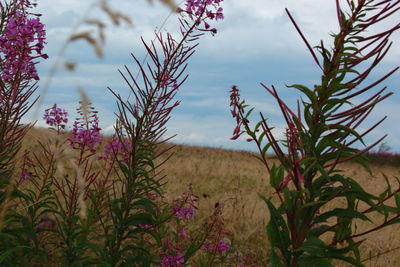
<box><xmin>202</xmin><ymin>240</ymin><xmax>230</xmax><ymax>253</ymax></box>
<box><xmin>43</xmin><ymin>104</ymin><xmax>68</xmax><ymax>130</ymax></box>
<box><xmin>102</xmin><ymin>137</ymin><xmax>131</xmax><ymax>162</ymax></box>
<box><xmin>69</xmin><ymin>103</ymin><xmax>101</xmax><ymax>153</ymax></box>
<box><xmin>16</xmin><ymin>0</ymin><xmax>36</xmax><ymax>8</ymax></box>
<box><xmin>202</xmin><ymin>203</ymin><xmax>232</xmax><ymax>255</ymax></box>
<box><xmin>178</xmin><ymin>227</ymin><xmax>189</xmax><ymax>240</ymax></box>
<box><xmin>18</xmin><ymin>150</ymin><xmax>35</xmax><ymax>181</ymax></box>
<box><xmin>19</xmin><ymin>169</ymin><xmax>33</xmax><ymax>181</ymax></box>
<box><xmin>160</xmin><ymin>252</ymin><xmax>185</xmax><ymax>267</ymax></box>
<box><xmin>181</xmin><ymin>0</ymin><xmax>224</xmax><ymax>35</ymax></box>
<box><xmin>233</xmin><ymin>251</ymin><xmax>258</xmax><ymax>267</ymax></box>
<box><xmin>0</xmin><ymin>7</ymin><xmax>48</xmax><ymax>83</ymax></box>
<box><xmin>229</xmin><ymin>85</ymin><xmax>247</xmax><ymax>140</ymax></box>
<box><xmin>184</xmin><ymin>0</ymin><xmax>224</xmax><ymax>20</ymax></box>
<box><xmin>171</xmin><ymin>184</ymin><xmax>199</xmax><ymax>221</ymax></box>
<box><xmin>36</xmin><ymin>219</ymin><xmax>54</xmax><ymax>230</ymax></box>
<box><xmin>159</xmin><ymin>236</ymin><xmax>187</xmax><ymax>267</ymax></box>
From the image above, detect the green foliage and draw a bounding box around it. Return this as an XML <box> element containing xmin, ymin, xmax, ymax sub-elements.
<box><xmin>230</xmin><ymin>0</ymin><xmax>400</xmax><ymax>266</ymax></box>
<box><xmin>0</xmin><ymin>0</ymin><xmax>234</xmax><ymax>265</ymax></box>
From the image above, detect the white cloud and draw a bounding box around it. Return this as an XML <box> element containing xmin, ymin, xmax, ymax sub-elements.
<box><xmin>30</xmin><ymin>0</ymin><xmax>400</xmax><ymax>152</ymax></box>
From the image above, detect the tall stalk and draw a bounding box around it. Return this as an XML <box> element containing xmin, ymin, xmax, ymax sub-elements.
<box><xmin>230</xmin><ymin>1</ymin><xmax>400</xmax><ymax>266</ymax></box>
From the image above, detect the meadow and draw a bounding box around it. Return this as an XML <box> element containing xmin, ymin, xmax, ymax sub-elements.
<box><xmin>22</xmin><ymin>127</ymin><xmax>400</xmax><ymax>266</ymax></box>
<box><xmin>2</xmin><ymin>0</ymin><xmax>400</xmax><ymax>265</ymax></box>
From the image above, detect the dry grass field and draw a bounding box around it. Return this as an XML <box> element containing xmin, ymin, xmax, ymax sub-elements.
<box><xmin>21</xmin><ymin>127</ymin><xmax>400</xmax><ymax>266</ymax></box>
<box><xmin>160</xmin><ymin>144</ymin><xmax>400</xmax><ymax>266</ymax></box>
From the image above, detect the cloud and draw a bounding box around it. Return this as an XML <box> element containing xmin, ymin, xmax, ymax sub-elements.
<box><xmin>31</xmin><ymin>0</ymin><xmax>400</xmax><ymax>153</ymax></box>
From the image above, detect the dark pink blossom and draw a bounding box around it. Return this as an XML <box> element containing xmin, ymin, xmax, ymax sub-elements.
<box><xmin>185</xmin><ymin>0</ymin><xmax>224</xmax><ymax>19</ymax></box>
<box><xmin>19</xmin><ymin>169</ymin><xmax>32</xmax><ymax>180</ymax></box>
<box><xmin>0</xmin><ymin>7</ymin><xmax>47</xmax><ymax>83</ymax></box>
<box><xmin>202</xmin><ymin>240</ymin><xmax>230</xmax><ymax>253</ymax></box>
<box><xmin>171</xmin><ymin>184</ymin><xmax>199</xmax><ymax>221</ymax></box>
<box><xmin>43</xmin><ymin>104</ymin><xmax>68</xmax><ymax>130</ymax></box>
<box><xmin>178</xmin><ymin>227</ymin><xmax>189</xmax><ymax>240</ymax></box>
<box><xmin>18</xmin><ymin>150</ymin><xmax>35</xmax><ymax>181</ymax></box>
<box><xmin>138</xmin><ymin>224</ymin><xmax>155</xmax><ymax>230</ymax></box>
<box><xmin>160</xmin><ymin>252</ymin><xmax>184</xmax><ymax>267</ymax></box>
<box><xmin>230</xmin><ymin>86</ymin><xmax>246</xmax><ymax>140</ymax></box>
<box><xmin>102</xmin><ymin>137</ymin><xmax>131</xmax><ymax>162</ymax></box>
<box><xmin>36</xmin><ymin>219</ymin><xmax>54</xmax><ymax>229</ymax></box>
<box><xmin>180</xmin><ymin>0</ymin><xmax>224</xmax><ymax>35</ymax></box>
<box><xmin>69</xmin><ymin>104</ymin><xmax>102</xmax><ymax>153</ymax></box>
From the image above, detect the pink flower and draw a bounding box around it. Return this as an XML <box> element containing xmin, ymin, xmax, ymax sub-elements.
<box><xmin>138</xmin><ymin>224</ymin><xmax>155</xmax><ymax>230</ymax></box>
<box><xmin>171</xmin><ymin>184</ymin><xmax>199</xmax><ymax>221</ymax></box>
<box><xmin>178</xmin><ymin>227</ymin><xmax>189</xmax><ymax>240</ymax></box>
<box><xmin>102</xmin><ymin>137</ymin><xmax>131</xmax><ymax>162</ymax></box>
<box><xmin>180</xmin><ymin>0</ymin><xmax>224</xmax><ymax>35</ymax></box>
<box><xmin>43</xmin><ymin>104</ymin><xmax>68</xmax><ymax>130</ymax></box>
<box><xmin>69</xmin><ymin>104</ymin><xmax>101</xmax><ymax>153</ymax></box>
<box><xmin>36</xmin><ymin>219</ymin><xmax>53</xmax><ymax>229</ymax></box>
<box><xmin>160</xmin><ymin>253</ymin><xmax>184</xmax><ymax>267</ymax></box>
<box><xmin>202</xmin><ymin>240</ymin><xmax>230</xmax><ymax>254</ymax></box>
<box><xmin>19</xmin><ymin>169</ymin><xmax>32</xmax><ymax>180</ymax></box>
<box><xmin>185</xmin><ymin>0</ymin><xmax>224</xmax><ymax>20</ymax></box>
<box><xmin>0</xmin><ymin>8</ymin><xmax>47</xmax><ymax>83</ymax></box>
<box><xmin>172</xmin><ymin>205</ymin><xmax>195</xmax><ymax>220</ymax></box>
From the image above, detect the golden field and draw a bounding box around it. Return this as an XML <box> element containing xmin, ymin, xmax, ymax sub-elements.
<box><xmin>20</xmin><ymin>127</ymin><xmax>400</xmax><ymax>266</ymax></box>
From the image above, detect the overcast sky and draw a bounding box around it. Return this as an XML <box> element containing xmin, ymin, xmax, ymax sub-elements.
<box><xmin>30</xmin><ymin>0</ymin><xmax>400</xmax><ymax>152</ymax></box>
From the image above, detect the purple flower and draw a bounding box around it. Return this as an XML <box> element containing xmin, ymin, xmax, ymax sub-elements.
<box><xmin>36</xmin><ymin>219</ymin><xmax>53</xmax><ymax>229</ymax></box>
<box><xmin>185</xmin><ymin>0</ymin><xmax>224</xmax><ymax>17</ymax></box>
<box><xmin>178</xmin><ymin>227</ymin><xmax>189</xmax><ymax>240</ymax></box>
<box><xmin>0</xmin><ymin>8</ymin><xmax>47</xmax><ymax>83</ymax></box>
<box><xmin>171</xmin><ymin>184</ymin><xmax>199</xmax><ymax>221</ymax></box>
<box><xmin>19</xmin><ymin>169</ymin><xmax>32</xmax><ymax>181</ymax></box>
<box><xmin>43</xmin><ymin>104</ymin><xmax>68</xmax><ymax>130</ymax></box>
<box><xmin>102</xmin><ymin>137</ymin><xmax>131</xmax><ymax>162</ymax></box>
<box><xmin>216</xmin><ymin>240</ymin><xmax>230</xmax><ymax>253</ymax></box>
<box><xmin>172</xmin><ymin>205</ymin><xmax>195</xmax><ymax>220</ymax></box>
<box><xmin>160</xmin><ymin>253</ymin><xmax>184</xmax><ymax>267</ymax></box>
<box><xmin>202</xmin><ymin>240</ymin><xmax>231</xmax><ymax>254</ymax></box>
<box><xmin>69</xmin><ymin>104</ymin><xmax>101</xmax><ymax>153</ymax></box>
<box><xmin>138</xmin><ymin>224</ymin><xmax>154</xmax><ymax>230</ymax></box>
<box><xmin>181</xmin><ymin>0</ymin><xmax>224</xmax><ymax>35</ymax></box>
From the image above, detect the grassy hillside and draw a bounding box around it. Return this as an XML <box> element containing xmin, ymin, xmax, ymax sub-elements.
<box><xmin>21</xmin><ymin>127</ymin><xmax>400</xmax><ymax>266</ymax></box>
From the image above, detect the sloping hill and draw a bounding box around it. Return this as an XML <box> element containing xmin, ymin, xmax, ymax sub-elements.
<box><xmin>21</xmin><ymin>127</ymin><xmax>400</xmax><ymax>265</ymax></box>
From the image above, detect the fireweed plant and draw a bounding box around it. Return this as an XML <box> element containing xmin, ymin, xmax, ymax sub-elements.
<box><xmin>230</xmin><ymin>0</ymin><xmax>400</xmax><ymax>266</ymax></box>
<box><xmin>0</xmin><ymin>0</ymin><xmax>47</xmax><ymax>178</ymax></box>
<box><xmin>0</xmin><ymin>0</ymin><xmax>253</xmax><ymax>266</ymax></box>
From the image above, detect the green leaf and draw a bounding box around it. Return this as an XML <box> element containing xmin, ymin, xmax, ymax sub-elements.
<box><xmin>269</xmin><ymin>248</ymin><xmax>285</xmax><ymax>267</ymax></box>
<box><xmin>260</xmin><ymin>196</ymin><xmax>291</xmax><ymax>264</ymax></box>
<box><xmin>257</xmin><ymin>132</ymin><xmax>266</xmax><ymax>145</ymax></box>
<box><xmin>132</xmin><ymin>198</ymin><xmax>156</xmax><ymax>215</ymax></box>
<box><xmin>299</xmin><ymin>257</ymin><xmax>333</xmax><ymax>267</ymax></box>
<box><xmin>245</xmin><ymin>107</ymin><xmax>255</xmax><ymax>118</ymax></box>
<box><xmin>125</xmin><ymin>213</ymin><xmax>154</xmax><ymax>226</ymax></box>
<box><xmin>298</xmin><ymin>237</ymin><xmax>362</xmax><ymax>267</ymax></box>
<box><xmin>310</xmin><ymin>225</ymin><xmax>331</xmax><ymax>237</ymax></box>
<box><xmin>0</xmin><ymin>155</ymin><xmax>10</xmax><ymax>162</ymax></box>
<box><xmin>0</xmin><ymin>246</ymin><xmax>30</xmax><ymax>263</ymax></box>
<box><xmin>287</xmin><ymin>84</ymin><xmax>316</xmax><ymax>103</ymax></box>
<box><xmin>314</xmin><ymin>208</ymin><xmax>371</xmax><ymax>224</ymax></box>
<box><xmin>395</xmin><ymin>193</ymin><xmax>400</xmax><ymax>213</ymax></box>
<box><xmin>262</xmin><ymin>143</ymin><xmax>272</xmax><ymax>155</ymax></box>
<box><xmin>269</xmin><ymin>165</ymin><xmax>284</xmax><ymax>190</ymax></box>
<box><xmin>300</xmin><ymin>201</ymin><xmax>327</xmax><ymax>209</ymax></box>
<box><xmin>384</xmin><ymin>217</ymin><xmax>400</xmax><ymax>227</ymax></box>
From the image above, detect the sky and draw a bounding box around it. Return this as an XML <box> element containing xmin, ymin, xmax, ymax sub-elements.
<box><xmin>28</xmin><ymin>0</ymin><xmax>400</xmax><ymax>153</ymax></box>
